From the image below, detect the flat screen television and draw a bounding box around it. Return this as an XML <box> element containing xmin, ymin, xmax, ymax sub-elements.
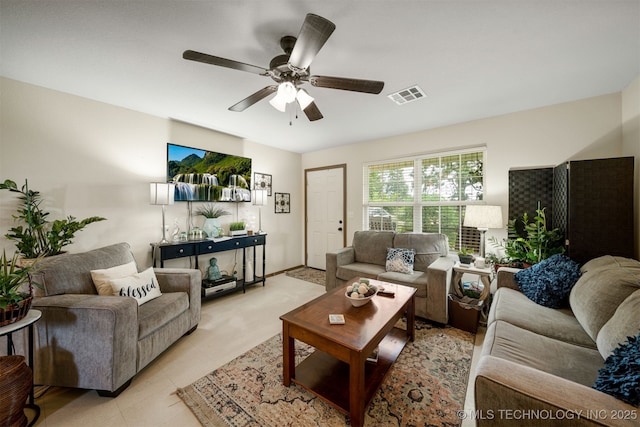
<box><xmin>167</xmin><ymin>143</ymin><xmax>252</xmax><ymax>202</ymax></box>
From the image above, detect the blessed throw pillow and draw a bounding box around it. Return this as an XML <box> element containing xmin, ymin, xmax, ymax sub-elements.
<box><xmin>106</xmin><ymin>267</ymin><xmax>162</xmax><ymax>305</ymax></box>
<box><xmin>386</xmin><ymin>248</ymin><xmax>416</xmax><ymax>274</ymax></box>
<box><xmin>90</xmin><ymin>261</ymin><xmax>138</xmax><ymax>296</ymax></box>
<box><xmin>514</xmin><ymin>254</ymin><xmax>581</xmax><ymax>308</ymax></box>
<box><xmin>593</xmin><ymin>332</ymin><xmax>640</xmax><ymax>407</ymax></box>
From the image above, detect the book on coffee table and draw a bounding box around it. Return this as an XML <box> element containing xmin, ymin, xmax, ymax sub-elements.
<box><xmin>328</xmin><ymin>314</ymin><xmax>345</xmax><ymax>325</ymax></box>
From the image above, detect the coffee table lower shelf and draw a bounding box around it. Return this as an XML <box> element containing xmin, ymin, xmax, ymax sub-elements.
<box><xmin>291</xmin><ymin>327</ymin><xmax>408</xmax><ymax>415</ymax></box>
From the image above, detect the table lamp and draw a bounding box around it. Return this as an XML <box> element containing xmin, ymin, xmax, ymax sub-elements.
<box><xmin>252</xmin><ymin>188</ymin><xmax>268</xmax><ymax>234</ymax></box>
<box><xmin>150</xmin><ymin>182</ymin><xmax>175</xmax><ymax>243</ymax></box>
<box><xmin>463</xmin><ymin>205</ymin><xmax>503</xmax><ymax>258</ymax></box>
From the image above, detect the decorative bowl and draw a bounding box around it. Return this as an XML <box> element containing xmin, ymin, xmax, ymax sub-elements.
<box><xmin>345</xmin><ymin>283</ymin><xmax>378</xmax><ymax>307</ymax></box>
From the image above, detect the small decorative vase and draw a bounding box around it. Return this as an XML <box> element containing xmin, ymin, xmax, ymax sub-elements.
<box><xmin>202</xmin><ymin>218</ymin><xmax>222</xmax><ymax>238</ymax></box>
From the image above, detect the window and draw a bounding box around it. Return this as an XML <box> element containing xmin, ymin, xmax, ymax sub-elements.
<box><xmin>364</xmin><ymin>148</ymin><xmax>485</xmax><ymax>252</ymax></box>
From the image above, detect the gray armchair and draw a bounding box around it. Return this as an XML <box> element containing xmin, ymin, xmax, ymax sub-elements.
<box><xmin>5</xmin><ymin>243</ymin><xmax>201</xmax><ymax>396</ymax></box>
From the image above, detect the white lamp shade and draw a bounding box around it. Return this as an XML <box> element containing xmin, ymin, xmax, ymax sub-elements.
<box><xmin>269</xmin><ymin>94</ymin><xmax>288</xmax><ymax>112</ymax></box>
<box><xmin>278</xmin><ymin>81</ymin><xmax>297</xmax><ymax>103</ymax></box>
<box><xmin>463</xmin><ymin>205</ymin><xmax>503</xmax><ymax>230</ymax></box>
<box><xmin>150</xmin><ymin>182</ymin><xmax>175</xmax><ymax>205</ymax></box>
<box><xmin>296</xmin><ymin>89</ymin><xmax>314</xmax><ymax>110</ymax></box>
<box><xmin>252</xmin><ymin>189</ymin><xmax>268</xmax><ymax>206</ymax></box>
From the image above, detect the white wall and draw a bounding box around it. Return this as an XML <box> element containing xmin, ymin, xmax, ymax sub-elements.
<box><xmin>302</xmin><ymin>91</ymin><xmax>630</xmax><ymax>253</ymax></box>
<box><xmin>0</xmin><ymin>77</ymin><xmax>303</xmax><ymax>277</ymax></box>
<box><xmin>622</xmin><ymin>75</ymin><xmax>640</xmax><ymax>257</ymax></box>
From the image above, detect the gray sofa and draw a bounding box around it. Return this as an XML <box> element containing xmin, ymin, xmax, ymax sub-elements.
<box><xmin>21</xmin><ymin>243</ymin><xmax>201</xmax><ymax>396</ymax></box>
<box><xmin>326</xmin><ymin>230</ymin><xmax>455</xmax><ymax>324</ymax></box>
<box><xmin>475</xmin><ymin>255</ymin><xmax>640</xmax><ymax>426</ymax></box>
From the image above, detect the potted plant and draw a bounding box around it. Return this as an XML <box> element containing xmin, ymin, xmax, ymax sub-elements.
<box><xmin>457</xmin><ymin>248</ymin><xmax>474</xmax><ymax>265</ymax></box>
<box><xmin>1</xmin><ymin>179</ymin><xmax>106</xmax><ymax>260</ymax></box>
<box><xmin>195</xmin><ymin>204</ymin><xmax>231</xmax><ymax>238</ymax></box>
<box><xmin>229</xmin><ymin>221</ymin><xmax>246</xmax><ymax>236</ymax></box>
<box><xmin>0</xmin><ymin>250</ymin><xmax>36</xmax><ymax>326</ymax></box>
<box><xmin>489</xmin><ymin>204</ymin><xmax>564</xmax><ymax>267</ymax></box>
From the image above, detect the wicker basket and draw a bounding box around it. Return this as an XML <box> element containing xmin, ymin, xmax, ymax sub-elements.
<box><xmin>0</xmin><ymin>355</ymin><xmax>32</xmax><ymax>427</ymax></box>
<box><xmin>0</xmin><ymin>297</ymin><xmax>33</xmax><ymax>328</ymax></box>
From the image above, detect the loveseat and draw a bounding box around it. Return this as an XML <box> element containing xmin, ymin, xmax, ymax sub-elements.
<box><xmin>22</xmin><ymin>243</ymin><xmax>201</xmax><ymax>396</ymax></box>
<box><xmin>475</xmin><ymin>255</ymin><xmax>640</xmax><ymax>426</ymax></box>
<box><xmin>326</xmin><ymin>230</ymin><xmax>456</xmax><ymax>323</ymax></box>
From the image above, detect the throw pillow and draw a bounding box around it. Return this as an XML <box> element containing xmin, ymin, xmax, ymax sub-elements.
<box><xmin>106</xmin><ymin>267</ymin><xmax>162</xmax><ymax>305</ymax></box>
<box><xmin>514</xmin><ymin>254</ymin><xmax>581</xmax><ymax>308</ymax></box>
<box><xmin>90</xmin><ymin>261</ymin><xmax>138</xmax><ymax>296</ymax></box>
<box><xmin>386</xmin><ymin>248</ymin><xmax>415</xmax><ymax>274</ymax></box>
<box><xmin>593</xmin><ymin>332</ymin><xmax>640</xmax><ymax>407</ymax></box>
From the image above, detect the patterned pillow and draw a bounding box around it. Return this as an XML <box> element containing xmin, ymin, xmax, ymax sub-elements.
<box><xmin>593</xmin><ymin>332</ymin><xmax>640</xmax><ymax>406</ymax></box>
<box><xmin>106</xmin><ymin>267</ymin><xmax>162</xmax><ymax>305</ymax></box>
<box><xmin>386</xmin><ymin>248</ymin><xmax>416</xmax><ymax>274</ymax></box>
<box><xmin>514</xmin><ymin>254</ymin><xmax>581</xmax><ymax>308</ymax></box>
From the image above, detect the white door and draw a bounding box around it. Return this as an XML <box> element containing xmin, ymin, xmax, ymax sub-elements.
<box><xmin>306</xmin><ymin>166</ymin><xmax>345</xmax><ymax>270</ymax></box>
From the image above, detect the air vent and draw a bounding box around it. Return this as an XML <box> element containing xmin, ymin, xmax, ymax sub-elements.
<box><xmin>387</xmin><ymin>85</ymin><xmax>426</xmax><ymax>105</ymax></box>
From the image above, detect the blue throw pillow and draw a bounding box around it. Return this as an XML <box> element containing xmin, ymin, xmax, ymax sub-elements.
<box><xmin>593</xmin><ymin>333</ymin><xmax>640</xmax><ymax>407</ymax></box>
<box><xmin>386</xmin><ymin>248</ymin><xmax>415</xmax><ymax>274</ymax></box>
<box><xmin>514</xmin><ymin>254</ymin><xmax>581</xmax><ymax>308</ymax></box>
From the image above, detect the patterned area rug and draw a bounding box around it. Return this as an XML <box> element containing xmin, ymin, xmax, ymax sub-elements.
<box><xmin>177</xmin><ymin>320</ymin><xmax>474</xmax><ymax>426</ymax></box>
<box><xmin>285</xmin><ymin>267</ymin><xmax>326</xmax><ymax>287</ymax></box>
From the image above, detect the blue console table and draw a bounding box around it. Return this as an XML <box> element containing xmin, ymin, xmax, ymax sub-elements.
<box><xmin>152</xmin><ymin>234</ymin><xmax>266</xmax><ymax>298</ymax></box>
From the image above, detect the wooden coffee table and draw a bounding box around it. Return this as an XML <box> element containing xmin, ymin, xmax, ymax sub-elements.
<box><xmin>280</xmin><ymin>279</ymin><xmax>416</xmax><ymax>427</ymax></box>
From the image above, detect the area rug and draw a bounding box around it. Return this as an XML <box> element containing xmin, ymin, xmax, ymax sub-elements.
<box><xmin>285</xmin><ymin>267</ymin><xmax>326</xmax><ymax>287</ymax></box>
<box><xmin>177</xmin><ymin>320</ymin><xmax>474</xmax><ymax>426</ymax></box>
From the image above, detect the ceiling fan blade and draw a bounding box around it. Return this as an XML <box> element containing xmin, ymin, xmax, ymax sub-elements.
<box><xmin>183</xmin><ymin>50</ymin><xmax>268</xmax><ymax>75</ymax></box>
<box><xmin>288</xmin><ymin>14</ymin><xmax>336</xmax><ymax>71</ymax></box>
<box><xmin>308</xmin><ymin>75</ymin><xmax>384</xmax><ymax>94</ymax></box>
<box><xmin>303</xmin><ymin>102</ymin><xmax>323</xmax><ymax>121</ymax></box>
<box><xmin>228</xmin><ymin>86</ymin><xmax>277</xmax><ymax>112</ymax></box>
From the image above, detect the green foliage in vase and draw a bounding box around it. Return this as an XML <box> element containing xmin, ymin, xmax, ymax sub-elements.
<box><xmin>489</xmin><ymin>204</ymin><xmax>564</xmax><ymax>265</ymax></box>
<box><xmin>1</xmin><ymin>179</ymin><xmax>106</xmax><ymax>258</ymax></box>
<box><xmin>195</xmin><ymin>204</ymin><xmax>231</xmax><ymax>218</ymax></box>
<box><xmin>0</xmin><ymin>251</ymin><xmax>34</xmax><ymax>309</ymax></box>
<box><xmin>229</xmin><ymin>221</ymin><xmax>245</xmax><ymax>231</ymax></box>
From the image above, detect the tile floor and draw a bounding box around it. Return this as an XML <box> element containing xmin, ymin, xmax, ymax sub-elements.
<box><xmin>29</xmin><ymin>273</ymin><xmax>484</xmax><ymax>427</ymax></box>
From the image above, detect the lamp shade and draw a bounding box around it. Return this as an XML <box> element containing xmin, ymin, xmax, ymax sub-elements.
<box><xmin>150</xmin><ymin>182</ymin><xmax>175</xmax><ymax>205</ymax></box>
<box><xmin>252</xmin><ymin>189</ymin><xmax>268</xmax><ymax>206</ymax></box>
<box><xmin>463</xmin><ymin>205</ymin><xmax>503</xmax><ymax>230</ymax></box>
<box><xmin>296</xmin><ymin>89</ymin><xmax>314</xmax><ymax>110</ymax></box>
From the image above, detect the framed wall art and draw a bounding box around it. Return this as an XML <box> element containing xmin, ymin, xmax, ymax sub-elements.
<box><xmin>254</xmin><ymin>172</ymin><xmax>272</xmax><ymax>196</ymax></box>
<box><xmin>275</xmin><ymin>192</ymin><xmax>290</xmax><ymax>214</ymax></box>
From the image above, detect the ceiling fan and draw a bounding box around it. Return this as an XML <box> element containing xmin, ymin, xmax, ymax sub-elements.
<box><xmin>182</xmin><ymin>13</ymin><xmax>384</xmax><ymax>121</ymax></box>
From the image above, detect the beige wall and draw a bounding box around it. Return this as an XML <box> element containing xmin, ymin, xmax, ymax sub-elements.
<box><xmin>2</xmin><ymin>74</ymin><xmax>638</xmax><ymax>272</ymax></box>
<box><xmin>622</xmin><ymin>75</ymin><xmax>640</xmax><ymax>257</ymax></box>
<box><xmin>0</xmin><ymin>77</ymin><xmax>303</xmax><ymax>276</ymax></box>
<box><xmin>302</xmin><ymin>90</ymin><xmax>633</xmax><ymax>253</ymax></box>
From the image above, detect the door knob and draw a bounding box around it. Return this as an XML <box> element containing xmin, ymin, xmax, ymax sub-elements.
<box><xmin>338</xmin><ymin>227</ymin><xmax>343</xmax><ymax>231</ymax></box>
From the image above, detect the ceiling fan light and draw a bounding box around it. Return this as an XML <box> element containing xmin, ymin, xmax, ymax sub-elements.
<box><xmin>296</xmin><ymin>89</ymin><xmax>314</xmax><ymax>110</ymax></box>
<box><xmin>278</xmin><ymin>81</ymin><xmax>297</xmax><ymax>103</ymax></box>
<box><xmin>269</xmin><ymin>93</ymin><xmax>288</xmax><ymax>112</ymax></box>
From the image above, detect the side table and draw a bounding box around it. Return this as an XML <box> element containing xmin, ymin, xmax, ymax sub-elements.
<box><xmin>1</xmin><ymin>309</ymin><xmax>42</xmax><ymax>426</ymax></box>
<box><xmin>452</xmin><ymin>263</ymin><xmax>492</xmax><ymax>325</ymax></box>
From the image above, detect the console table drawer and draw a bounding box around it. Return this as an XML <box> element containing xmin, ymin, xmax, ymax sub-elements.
<box><xmin>247</xmin><ymin>235</ymin><xmax>266</xmax><ymax>246</ymax></box>
<box><xmin>160</xmin><ymin>244</ymin><xmax>194</xmax><ymax>260</ymax></box>
<box><xmin>198</xmin><ymin>239</ymin><xmax>243</xmax><ymax>254</ymax></box>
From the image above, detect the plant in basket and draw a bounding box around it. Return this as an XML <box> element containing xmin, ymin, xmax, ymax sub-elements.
<box><xmin>0</xmin><ymin>250</ymin><xmax>37</xmax><ymax>326</ymax></box>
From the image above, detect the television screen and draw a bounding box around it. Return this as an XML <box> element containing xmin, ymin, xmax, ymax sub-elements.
<box><xmin>167</xmin><ymin>143</ymin><xmax>252</xmax><ymax>202</ymax></box>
